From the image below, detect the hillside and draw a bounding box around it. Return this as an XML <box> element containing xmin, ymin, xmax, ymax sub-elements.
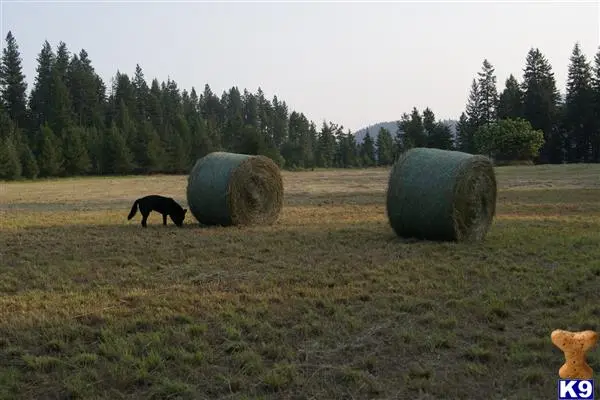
<box><xmin>353</xmin><ymin>119</ymin><xmax>458</xmax><ymax>145</ymax></box>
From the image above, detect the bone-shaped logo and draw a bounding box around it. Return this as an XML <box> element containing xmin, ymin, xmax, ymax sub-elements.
<box><xmin>551</xmin><ymin>329</ymin><xmax>598</xmax><ymax>379</ymax></box>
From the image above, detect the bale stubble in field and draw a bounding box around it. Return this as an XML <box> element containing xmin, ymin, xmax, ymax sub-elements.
<box><xmin>186</xmin><ymin>151</ymin><xmax>284</xmax><ymax>226</ymax></box>
<box><xmin>386</xmin><ymin>147</ymin><xmax>497</xmax><ymax>242</ymax></box>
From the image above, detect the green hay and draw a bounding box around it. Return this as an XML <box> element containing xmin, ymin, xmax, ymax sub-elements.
<box><xmin>186</xmin><ymin>152</ymin><xmax>284</xmax><ymax>227</ymax></box>
<box><xmin>386</xmin><ymin>147</ymin><xmax>497</xmax><ymax>242</ymax></box>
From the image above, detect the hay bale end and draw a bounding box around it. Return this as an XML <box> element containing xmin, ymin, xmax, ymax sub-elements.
<box><xmin>186</xmin><ymin>152</ymin><xmax>284</xmax><ymax>226</ymax></box>
<box><xmin>386</xmin><ymin>147</ymin><xmax>497</xmax><ymax>242</ymax></box>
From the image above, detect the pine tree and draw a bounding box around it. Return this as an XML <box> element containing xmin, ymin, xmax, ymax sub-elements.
<box><xmin>256</xmin><ymin>87</ymin><xmax>272</xmax><ymax>141</ymax></box>
<box><xmin>0</xmin><ymin>31</ymin><xmax>28</xmax><ymax>129</ymax></box>
<box><xmin>465</xmin><ymin>79</ymin><xmax>482</xmax><ymax>129</ymax></box>
<box><xmin>86</xmin><ymin>127</ymin><xmax>104</xmax><ymax>174</ymax></box>
<box><xmin>272</xmin><ymin>95</ymin><xmax>289</xmax><ymax>148</ymax></box>
<box><xmin>67</xmin><ymin>49</ymin><xmax>103</xmax><ymax>128</ymax></box>
<box><xmin>422</xmin><ymin>107</ymin><xmax>436</xmax><ymax>142</ymax></box>
<box><xmin>455</xmin><ymin>112</ymin><xmax>472</xmax><ymax>153</ymax></box>
<box><xmin>360</xmin><ymin>130</ymin><xmax>376</xmax><ymax>166</ymax></box>
<box><xmin>173</xmin><ymin>113</ymin><xmax>192</xmax><ymax>168</ymax></box>
<box><xmin>306</xmin><ymin>121</ymin><xmax>318</xmax><ymax>168</ymax></box>
<box><xmin>564</xmin><ymin>42</ymin><xmax>594</xmax><ymax>162</ymax></box>
<box><xmin>222</xmin><ymin>86</ymin><xmax>244</xmax><ymax>150</ymax></box>
<box><xmin>62</xmin><ymin>125</ymin><xmax>91</xmax><ymax>175</ymax></box>
<box><xmin>400</xmin><ymin>108</ymin><xmax>426</xmax><ymax>149</ymax></box>
<box><xmin>18</xmin><ymin>140</ymin><xmax>39</xmax><ymax>179</ymax></box>
<box><xmin>116</xmin><ymin>98</ymin><xmax>137</xmax><ymax>152</ymax></box>
<box><xmin>54</xmin><ymin>42</ymin><xmax>70</xmax><ymax>81</ymax></box>
<box><xmin>36</xmin><ymin>124</ymin><xmax>62</xmax><ymax>177</ymax></box>
<box><xmin>521</xmin><ymin>47</ymin><xmax>561</xmax><ymax>163</ymax></box>
<box><xmin>102</xmin><ymin>123</ymin><xmax>133</xmax><ymax>174</ymax></box>
<box><xmin>242</xmin><ymin>89</ymin><xmax>259</xmax><ymax>128</ymax></box>
<box><xmin>344</xmin><ymin>130</ymin><xmax>358</xmax><ymax>167</ymax></box>
<box><xmin>376</xmin><ymin>127</ymin><xmax>394</xmax><ymax>165</ymax></box>
<box><xmin>188</xmin><ymin>115</ymin><xmax>212</xmax><ymax>162</ymax></box>
<box><xmin>48</xmin><ymin>63</ymin><xmax>73</xmax><ymax>141</ymax></box>
<box><xmin>497</xmin><ymin>74</ymin><xmax>523</xmax><ymax>120</ymax></box>
<box><xmin>0</xmin><ymin>135</ymin><xmax>22</xmax><ymax>180</ymax></box>
<box><xmin>28</xmin><ymin>40</ymin><xmax>55</xmax><ymax>134</ymax></box>
<box><xmin>147</xmin><ymin>79</ymin><xmax>164</xmax><ymax>136</ymax></box>
<box><xmin>429</xmin><ymin>122</ymin><xmax>454</xmax><ymax>150</ymax></box>
<box><xmin>131</xmin><ymin>64</ymin><xmax>149</xmax><ymax>125</ymax></box>
<box><xmin>393</xmin><ymin>121</ymin><xmax>404</xmax><ymax>158</ymax></box>
<box><xmin>477</xmin><ymin>59</ymin><xmax>499</xmax><ymax>125</ymax></box>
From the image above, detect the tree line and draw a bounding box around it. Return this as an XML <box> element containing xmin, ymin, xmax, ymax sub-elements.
<box><xmin>455</xmin><ymin>44</ymin><xmax>600</xmax><ymax>164</ymax></box>
<box><xmin>0</xmin><ymin>31</ymin><xmax>599</xmax><ymax>180</ymax></box>
<box><xmin>0</xmin><ymin>31</ymin><xmax>378</xmax><ymax>180</ymax></box>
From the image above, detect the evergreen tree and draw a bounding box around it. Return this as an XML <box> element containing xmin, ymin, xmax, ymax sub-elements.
<box><xmin>465</xmin><ymin>79</ymin><xmax>482</xmax><ymax>129</ymax></box>
<box><xmin>0</xmin><ymin>31</ymin><xmax>28</xmax><ymax>129</ymax></box>
<box><xmin>242</xmin><ymin>89</ymin><xmax>259</xmax><ymax>128</ymax></box>
<box><xmin>316</xmin><ymin>121</ymin><xmax>337</xmax><ymax>167</ymax></box>
<box><xmin>28</xmin><ymin>41</ymin><xmax>55</xmax><ymax>134</ymax></box>
<box><xmin>0</xmin><ymin>135</ymin><xmax>22</xmax><ymax>180</ymax></box>
<box><xmin>393</xmin><ymin>121</ymin><xmax>404</xmax><ymax>158</ymax></box>
<box><xmin>188</xmin><ymin>115</ymin><xmax>212</xmax><ymax>162</ymax></box>
<box><xmin>36</xmin><ymin>124</ymin><xmax>62</xmax><ymax>177</ymax></box>
<box><xmin>54</xmin><ymin>42</ymin><xmax>70</xmax><ymax>81</ymax></box>
<box><xmin>422</xmin><ymin>107</ymin><xmax>436</xmax><ymax>145</ymax></box>
<box><xmin>48</xmin><ymin>63</ymin><xmax>73</xmax><ymax>141</ymax></box>
<box><xmin>256</xmin><ymin>87</ymin><xmax>273</xmax><ymax>142</ymax></box>
<box><xmin>222</xmin><ymin>86</ymin><xmax>244</xmax><ymax>150</ymax></box>
<box><xmin>455</xmin><ymin>112</ymin><xmax>471</xmax><ymax>153</ymax></box>
<box><xmin>360</xmin><ymin>130</ymin><xmax>376</xmax><ymax>166</ymax></box>
<box><xmin>102</xmin><ymin>123</ymin><xmax>133</xmax><ymax>174</ymax></box>
<box><xmin>67</xmin><ymin>49</ymin><xmax>103</xmax><ymax>128</ymax></box>
<box><xmin>271</xmin><ymin>95</ymin><xmax>289</xmax><ymax>148</ymax></box>
<box><xmin>18</xmin><ymin>140</ymin><xmax>39</xmax><ymax>179</ymax></box>
<box><xmin>564</xmin><ymin>43</ymin><xmax>594</xmax><ymax>162</ymax></box>
<box><xmin>521</xmin><ymin>47</ymin><xmax>561</xmax><ymax>163</ymax></box>
<box><xmin>163</xmin><ymin>125</ymin><xmax>188</xmax><ymax>173</ymax></box>
<box><xmin>131</xmin><ymin>64</ymin><xmax>149</xmax><ymax>125</ymax></box>
<box><xmin>147</xmin><ymin>79</ymin><xmax>164</xmax><ymax>136</ymax></box>
<box><xmin>400</xmin><ymin>108</ymin><xmax>426</xmax><ymax>149</ymax></box>
<box><xmin>498</xmin><ymin>74</ymin><xmax>523</xmax><ymax>120</ymax></box>
<box><xmin>376</xmin><ymin>127</ymin><xmax>394</xmax><ymax>165</ymax></box>
<box><xmin>62</xmin><ymin>125</ymin><xmax>91</xmax><ymax>175</ymax></box>
<box><xmin>344</xmin><ymin>130</ymin><xmax>358</xmax><ymax>167</ymax></box>
<box><xmin>477</xmin><ymin>59</ymin><xmax>499</xmax><ymax>125</ymax></box>
<box><xmin>429</xmin><ymin>122</ymin><xmax>454</xmax><ymax>150</ymax></box>
<box><xmin>86</xmin><ymin>127</ymin><xmax>104</xmax><ymax>174</ymax></box>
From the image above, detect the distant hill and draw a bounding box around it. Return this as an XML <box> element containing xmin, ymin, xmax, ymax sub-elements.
<box><xmin>353</xmin><ymin>119</ymin><xmax>459</xmax><ymax>145</ymax></box>
<box><xmin>353</xmin><ymin>121</ymin><xmax>400</xmax><ymax>145</ymax></box>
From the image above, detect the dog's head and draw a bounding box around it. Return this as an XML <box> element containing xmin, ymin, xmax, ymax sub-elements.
<box><xmin>173</xmin><ymin>209</ymin><xmax>187</xmax><ymax>227</ymax></box>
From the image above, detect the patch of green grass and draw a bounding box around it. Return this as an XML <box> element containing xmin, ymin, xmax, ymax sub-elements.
<box><xmin>1</xmin><ymin>166</ymin><xmax>600</xmax><ymax>399</ymax></box>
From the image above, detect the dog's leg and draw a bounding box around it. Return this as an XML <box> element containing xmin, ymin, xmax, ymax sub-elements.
<box><xmin>141</xmin><ymin>211</ymin><xmax>149</xmax><ymax>228</ymax></box>
<box><xmin>163</xmin><ymin>214</ymin><xmax>167</xmax><ymax>226</ymax></box>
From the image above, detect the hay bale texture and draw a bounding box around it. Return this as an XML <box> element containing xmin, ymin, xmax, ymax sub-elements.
<box><xmin>386</xmin><ymin>147</ymin><xmax>497</xmax><ymax>242</ymax></box>
<box><xmin>186</xmin><ymin>152</ymin><xmax>284</xmax><ymax>226</ymax></box>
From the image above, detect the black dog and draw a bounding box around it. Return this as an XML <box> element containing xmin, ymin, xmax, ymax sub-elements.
<box><xmin>127</xmin><ymin>195</ymin><xmax>187</xmax><ymax>227</ymax></box>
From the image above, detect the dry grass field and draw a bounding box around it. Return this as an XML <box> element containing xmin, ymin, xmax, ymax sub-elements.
<box><xmin>1</xmin><ymin>164</ymin><xmax>600</xmax><ymax>399</ymax></box>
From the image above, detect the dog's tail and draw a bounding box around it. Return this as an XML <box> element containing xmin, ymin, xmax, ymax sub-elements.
<box><xmin>127</xmin><ymin>199</ymin><xmax>139</xmax><ymax>220</ymax></box>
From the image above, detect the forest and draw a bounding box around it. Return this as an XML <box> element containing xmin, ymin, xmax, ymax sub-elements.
<box><xmin>0</xmin><ymin>31</ymin><xmax>599</xmax><ymax>180</ymax></box>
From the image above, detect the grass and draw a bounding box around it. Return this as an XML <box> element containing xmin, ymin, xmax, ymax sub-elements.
<box><xmin>1</xmin><ymin>164</ymin><xmax>599</xmax><ymax>399</ymax></box>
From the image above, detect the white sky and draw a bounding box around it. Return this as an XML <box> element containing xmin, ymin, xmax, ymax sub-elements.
<box><xmin>2</xmin><ymin>0</ymin><xmax>599</xmax><ymax>132</ymax></box>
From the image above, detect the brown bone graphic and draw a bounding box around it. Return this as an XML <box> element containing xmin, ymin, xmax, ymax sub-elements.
<box><xmin>551</xmin><ymin>329</ymin><xmax>598</xmax><ymax>379</ymax></box>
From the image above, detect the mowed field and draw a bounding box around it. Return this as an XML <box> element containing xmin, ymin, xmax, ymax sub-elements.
<box><xmin>1</xmin><ymin>164</ymin><xmax>600</xmax><ymax>400</ymax></box>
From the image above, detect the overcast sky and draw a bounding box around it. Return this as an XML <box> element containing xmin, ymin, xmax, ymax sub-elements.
<box><xmin>1</xmin><ymin>0</ymin><xmax>599</xmax><ymax>132</ymax></box>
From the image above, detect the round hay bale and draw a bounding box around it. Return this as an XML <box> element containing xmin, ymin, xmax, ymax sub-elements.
<box><xmin>386</xmin><ymin>147</ymin><xmax>497</xmax><ymax>242</ymax></box>
<box><xmin>186</xmin><ymin>151</ymin><xmax>284</xmax><ymax>226</ymax></box>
